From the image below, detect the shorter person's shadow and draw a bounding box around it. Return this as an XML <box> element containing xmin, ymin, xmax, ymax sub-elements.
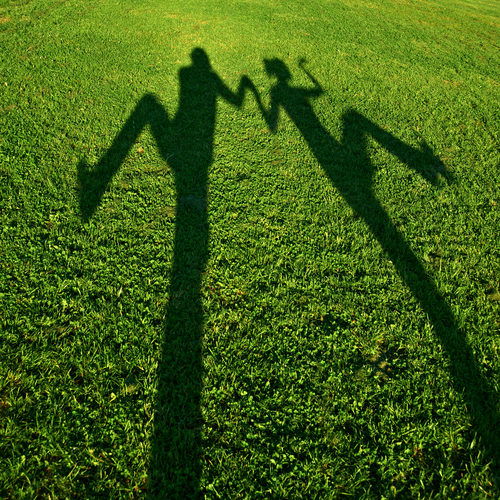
<box><xmin>250</xmin><ymin>57</ymin><xmax>499</xmax><ymax>476</ymax></box>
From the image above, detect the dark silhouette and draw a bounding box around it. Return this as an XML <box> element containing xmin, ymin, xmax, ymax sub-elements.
<box><xmin>78</xmin><ymin>48</ymin><xmax>255</xmax><ymax>498</ymax></box>
<box><xmin>78</xmin><ymin>48</ymin><xmax>498</xmax><ymax>496</ymax></box>
<box><xmin>255</xmin><ymin>57</ymin><xmax>499</xmax><ymax>474</ymax></box>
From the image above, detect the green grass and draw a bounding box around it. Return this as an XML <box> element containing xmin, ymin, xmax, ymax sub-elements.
<box><xmin>1</xmin><ymin>0</ymin><xmax>500</xmax><ymax>497</ymax></box>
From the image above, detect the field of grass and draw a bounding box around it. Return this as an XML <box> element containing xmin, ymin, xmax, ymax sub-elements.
<box><xmin>1</xmin><ymin>0</ymin><xmax>500</xmax><ymax>497</ymax></box>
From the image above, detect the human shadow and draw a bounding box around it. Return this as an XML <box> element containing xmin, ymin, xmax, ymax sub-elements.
<box><xmin>78</xmin><ymin>48</ymin><xmax>256</xmax><ymax>498</ymax></box>
<box><xmin>253</xmin><ymin>58</ymin><xmax>499</xmax><ymax>474</ymax></box>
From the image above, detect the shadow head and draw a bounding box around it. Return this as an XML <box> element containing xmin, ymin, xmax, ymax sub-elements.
<box><xmin>264</xmin><ymin>58</ymin><xmax>291</xmax><ymax>82</ymax></box>
<box><xmin>191</xmin><ymin>48</ymin><xmax>212</xmax><ymax>71</ymax></box>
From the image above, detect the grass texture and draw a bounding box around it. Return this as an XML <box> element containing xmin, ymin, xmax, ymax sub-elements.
<box><xmin>1</xmin><ymin>0</ymin><xmax>500</xmax><ymax>497</ymax></box>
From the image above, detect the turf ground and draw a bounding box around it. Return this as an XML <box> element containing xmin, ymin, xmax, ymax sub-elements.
<box><xmin>1</xmin><ymin>0</ymin><xmax>500</xmax><ymax>497</ymax></box>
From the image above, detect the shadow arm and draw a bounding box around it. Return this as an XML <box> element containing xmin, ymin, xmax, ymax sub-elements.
<box><xmin>299</xmin><ymin>60</ymin><xmax>324</xmax><ymax>98</ymax></box>
<box><xmin>217</xmin><ymin>74</ymin><xmax>280</xmax><ymax>132</ymax></box>
<box><xmin>342</xmin><ymin>109</ymin><xmax>448</xmax><ymax>184</ymax></box>
<box><xmin>249</xmin><ymin>84</ymin><xmax>279</xmax><ymax>132</ymax></box>
<box><xmin>78</xmin><ymin>94</ymin><xmax>168</xmax><ymax>221</ymax></box>
<box><xmin>216</xmin><ymin>74</ymin><xmax>256</xmax><ymax>107</ymax></box>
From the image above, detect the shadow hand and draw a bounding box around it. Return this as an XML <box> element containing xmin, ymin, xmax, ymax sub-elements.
<box><xmin>419</xmin><ymin>141</ymin><xmax>452</xmax><ymax>185</ymax></box>
<box><xmin>241</xmin><ymin>75</ymin><xmax>256</xmax><ymax>91</ymax></box>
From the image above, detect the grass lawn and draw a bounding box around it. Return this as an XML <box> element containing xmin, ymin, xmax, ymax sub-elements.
<box><xmin>1</xmin><ymin>0</ymin><xmax>500</xmax><ymax>497</ymax></box>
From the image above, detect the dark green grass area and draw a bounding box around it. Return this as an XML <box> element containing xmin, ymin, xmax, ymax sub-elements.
<box><xmin>1</xmin><ymin>0</ymin><xmax>500</xmax><ymax>497</ymax></box>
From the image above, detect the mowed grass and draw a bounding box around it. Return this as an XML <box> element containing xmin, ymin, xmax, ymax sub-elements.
<box><xmin>1</xmin><ymin>0</ymin><xmax>500</xmax><ymax>497</ymax></box>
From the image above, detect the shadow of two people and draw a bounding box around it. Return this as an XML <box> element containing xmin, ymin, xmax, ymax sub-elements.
<box><xmin>77</xmin><ymin>48</ymin><xmax>497</xmax><ymax>497</ymax></box>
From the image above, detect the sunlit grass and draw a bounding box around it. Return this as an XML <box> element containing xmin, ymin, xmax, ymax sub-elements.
<box><xmin>1</xmin><ymin>0</ymin><xmax>499</xmax><ymax>497</ymax></box>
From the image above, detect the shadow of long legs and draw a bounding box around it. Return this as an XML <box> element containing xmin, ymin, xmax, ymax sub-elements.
<box><xmin>147</xmin><ymin>198</ymin><xmax>207</xmax><ymax>498</ymax></box>
<box><xmin>78</xmin><ymin>93</ymin><xmax>206</xmax><ymax>496</ymax></box>
<box><xmin>79</xmin><ymin>94</ymin><xmax>207</xmax><ymax>496</ymax></box>
<box><xmin>338</xmin><ymin>111</ymin><xmax>499</xmax><ymax>456</ymax></box>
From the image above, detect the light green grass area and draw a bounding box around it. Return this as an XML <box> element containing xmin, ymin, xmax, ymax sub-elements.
<box><xmin>1</xmin><ymin>0</ymin><xmax>500</xmax><ymax>497</ymax></box>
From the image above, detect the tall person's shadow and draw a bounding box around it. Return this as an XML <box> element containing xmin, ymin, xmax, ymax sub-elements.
<box><xmin>253</xmin><ymin>58</ymin><xmax>499</xmax><ymax>474</ymax></box>
<box><xmin>78</xmin><ymin>48</ymin><xmax>256</xmax><ymax>498</ymax></box>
